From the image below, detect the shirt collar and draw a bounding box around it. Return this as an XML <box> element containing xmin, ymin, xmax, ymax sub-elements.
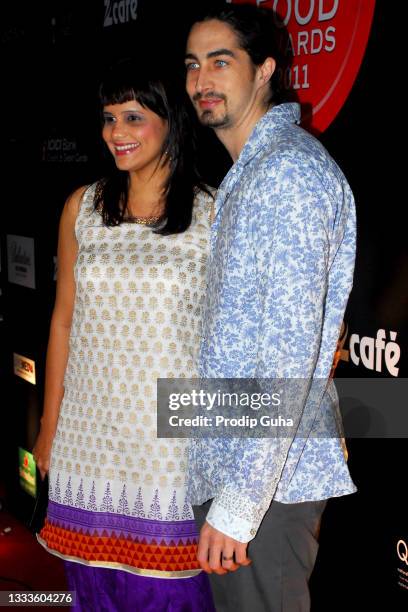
<box><xmin>214</xmin><ymin>103</ymin><xmax>301</xmax><ymax>220</ymax></box>
<box><xmin>237</xmin><ymin>102</ymin><xmax>301</xmax><ymax>167</ymax></box>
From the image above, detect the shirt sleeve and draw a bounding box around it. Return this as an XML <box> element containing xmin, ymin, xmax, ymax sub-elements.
<box><xmin>206</xmin><ymin>157</ymin><xmax>355</xmax><ymax>542</ymax></box>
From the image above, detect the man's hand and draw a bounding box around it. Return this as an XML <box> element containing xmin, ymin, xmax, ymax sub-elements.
<box><xmin>197</xmin><ymin>521</ymin><xmax>251</xmax><ymax>575</ymax></box>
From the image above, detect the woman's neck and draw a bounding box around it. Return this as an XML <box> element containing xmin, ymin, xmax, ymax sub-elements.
<box><xmin>127</xmin><ymin>166</ymin><xmax>169</xmax><ymax>218</ymax></box>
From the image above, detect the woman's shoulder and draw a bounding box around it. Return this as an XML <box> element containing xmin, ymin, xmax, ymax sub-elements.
<box><xmin>67</xmin><ymin>182</ymin><xmax>97</xmax><ymax>208</ymax></box>
<box><xmin>194</xmin><ymin>185</ymin><xmax>216</xmax><ymax>210</ymax></box>
<box><xmin>62</xmin><ymin>184</ymin><xmax>85</xmax><ymax>218</ymax></box>
<box><xmin>195</xmin><ymin>185</ymin><xmax>217</xmax><ymax>201</ymax></box>
<box><xmin>194</xmin><ymin>186</ymin><xmax>217</xmax><ymax>226</ymax></box>
<box><xmin>62</xmin><ymin>183</ymin><xmax>98</xmax><ymax>230</ymax></box>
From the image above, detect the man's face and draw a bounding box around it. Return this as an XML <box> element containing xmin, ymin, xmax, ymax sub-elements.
<box><xmin>185</xmin><ymin>19</ymin><xmax>261</xmax><ymax>129</ymax></box>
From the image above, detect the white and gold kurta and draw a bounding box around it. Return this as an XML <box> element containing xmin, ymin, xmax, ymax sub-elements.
<box><xmin>38</xmin><ymin>183</ymin><xmax>211</xmax><ymax>577</ymax></box>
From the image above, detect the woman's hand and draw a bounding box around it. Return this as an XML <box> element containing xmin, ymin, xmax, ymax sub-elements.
<box><xmin>32</xmin><ymin>426</ymin><xmax>55</xmax><ymax>481</ymax></box>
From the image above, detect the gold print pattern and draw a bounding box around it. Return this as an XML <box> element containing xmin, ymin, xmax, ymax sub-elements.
<box><xmin>144</xmin><ymin>255</ymin><xmax>154</xmax><ymax>266</ymax></box>
<box><xmin>56</xmin><ymin>186</ymin><xmax>211</xmax><ymax>501</ymax></box>
<box><xmin>145</xmin><ymin>357</ymin><xmax>154</xmax><ymax>369</ymax></box>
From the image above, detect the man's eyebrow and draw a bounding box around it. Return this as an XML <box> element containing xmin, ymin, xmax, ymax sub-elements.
<box><xmin>184</xmin><ymin>49</ymin><xmax>236</xmax><ymax>61</ymax></box>
<box><xmin>208</xmin><ymin>48</ymin><xmax>236</xmax><ymax>59</ymax></box>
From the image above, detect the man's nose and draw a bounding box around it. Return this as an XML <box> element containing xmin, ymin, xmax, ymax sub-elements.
<box><xmin>194</xmin><ymin>67</ymin><xmax>213</xmax><ymax>94</ymax></box>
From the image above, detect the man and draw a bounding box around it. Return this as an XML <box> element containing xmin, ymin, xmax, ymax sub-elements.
<box><xmin>184</xmin><ymin>4</ymin><xmax>356</xmax><ymax>612</ymax></box>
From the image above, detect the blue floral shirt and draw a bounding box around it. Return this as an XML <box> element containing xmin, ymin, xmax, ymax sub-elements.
<box><xmin>187</xmin><ymin>103</ymin><xmax>357</xmax><ymax>543</ymax></box>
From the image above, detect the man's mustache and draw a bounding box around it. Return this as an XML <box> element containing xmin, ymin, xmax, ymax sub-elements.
<box><xmin>192</xmin><ymin>91</ymin><xmax>226</xmax><ymax>103</ymax></box>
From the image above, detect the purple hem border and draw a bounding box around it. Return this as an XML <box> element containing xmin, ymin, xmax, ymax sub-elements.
<box><xmin>47</xmin><ymin>501</ymin><xmax>199</xmax><ymax>544</ymax></box>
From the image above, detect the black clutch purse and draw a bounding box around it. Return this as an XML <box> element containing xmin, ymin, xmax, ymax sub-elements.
<box><xmin>28</xmin><ymin>473</ymin><xmax>49</xmax><ymax>533</ymax></box>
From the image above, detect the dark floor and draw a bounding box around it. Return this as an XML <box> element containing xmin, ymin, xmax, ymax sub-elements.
<box><xmin>0</xmin><ymin>506</ymin><xmax>68</xmax><ymax>611</ymax></box>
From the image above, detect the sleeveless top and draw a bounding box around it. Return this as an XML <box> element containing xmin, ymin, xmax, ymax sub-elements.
<box><xmin>38</xmin><ymin>183</ymin><xmax>212</xmax><ymax>578</ymax></box>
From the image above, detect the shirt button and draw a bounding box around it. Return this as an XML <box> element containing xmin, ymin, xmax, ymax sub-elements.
<box><xmin>250</xmin><ymin>528</ymin><xmax>256</xmax><ymax>536</ymax></box>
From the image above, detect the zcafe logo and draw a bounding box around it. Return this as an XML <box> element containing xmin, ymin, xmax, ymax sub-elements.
<box><xmin>397</xmin><ymin>539</ymin><xmax>408</xmax><ymax>566</ymax></box>
<box><xmin>339</xmin><ymin>322</ymin><xmax>401</xmax><ymax>378</ymax></box>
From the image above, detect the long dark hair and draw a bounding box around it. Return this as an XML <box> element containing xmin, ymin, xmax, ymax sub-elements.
<box><xmin>95</xmin><ymin>58</ymin><xmax>210</xmax><ymax>234</ymax></box>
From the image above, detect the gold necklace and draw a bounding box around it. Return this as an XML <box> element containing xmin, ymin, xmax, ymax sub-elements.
<box><xmin>123</xmin><ymin>214</ymin><xmax>164</xmax><ymax>226</ymax></box>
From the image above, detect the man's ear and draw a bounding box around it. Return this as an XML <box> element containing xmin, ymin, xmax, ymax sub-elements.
<box><xmin>258</xmin><ymin>57</ymin><xmax>276</xmax><ymax>86</ymax></box>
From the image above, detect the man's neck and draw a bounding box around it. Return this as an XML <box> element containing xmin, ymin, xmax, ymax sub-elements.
<box><xmin>215</xmin><ymin>104</ymin><xmax>271</xmax><ymax>162</ymax></box>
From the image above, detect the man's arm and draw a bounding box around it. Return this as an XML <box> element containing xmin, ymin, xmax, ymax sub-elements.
<box><xmin>203</xmin><ymin>156</ymin><xmax>355</xmax><ymax>557</ymax></box>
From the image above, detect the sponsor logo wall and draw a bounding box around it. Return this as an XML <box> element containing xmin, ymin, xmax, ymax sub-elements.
<box><xmin>397</xmin><ymin>539</ymin><xmax>408</xmax><ymax>592</ymax></box>
<box><xmin>230</xmin><ymin>0</ymin><xmax>376</xmax><ymax>132</ymax></box>
<box><xmin>6</xmin><ymin>235</ymin><xmax>35</xmax><ymax>289</ymax></box>
<box><xmin>340</xmin><ymin>324</ymin><xmax>401</xmax><ymax>378</ymax></box>
<box><xmin>104</xmin><ymin>0</ymin><xmax>138</xmax><ymax>27</ymax></box>
<box><xmin>18</xmin><ymin>448</ymin><xmax>36</xmax><ymax>498</ymax></box>
<box><xmin>13</xmin><ymin>353</ymin><xmax>36</xmax><ymax>386</ymax></box>
<box><xmin>42</xmin><ymin>137</ymin><xmax>88</xmax><ymax>163</ymax></box>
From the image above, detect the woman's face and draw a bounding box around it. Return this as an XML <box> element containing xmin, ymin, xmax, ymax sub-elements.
<box><xmin>102</xmin><ymin>99</ymin><xmax>168</xmax><ymax>175</ymax></box>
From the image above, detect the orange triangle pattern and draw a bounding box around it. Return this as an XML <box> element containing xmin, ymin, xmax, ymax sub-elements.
<box><xmin>39</xmin><ymin>520</ymin><xmax>200</xmax><ymax>572</ymax></box>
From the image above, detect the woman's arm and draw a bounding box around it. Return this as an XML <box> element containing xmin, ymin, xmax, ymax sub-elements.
<box><xmin>32</xmin><ymin>185</ymin><xmax>87</xmax><ymax>480</ymax></box>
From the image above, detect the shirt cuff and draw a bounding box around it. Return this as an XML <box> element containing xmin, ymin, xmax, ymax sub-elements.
<box><xmin>205</xmin><ymin>490</ymin><xmax>267</xmax><ymax>543</ymax></box>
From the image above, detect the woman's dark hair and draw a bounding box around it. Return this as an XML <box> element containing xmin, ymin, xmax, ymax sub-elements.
<box><xmin>195</xmin><ymin>4</ymin><xmax>290</xmax><ymax>106</ymax></box>
<box><xmin>95</xmin><ymin>58</ymin><xmax>210</xmax><ymax>234</ymax></box>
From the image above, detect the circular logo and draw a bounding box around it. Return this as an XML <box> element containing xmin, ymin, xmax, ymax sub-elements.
<box><xmin>230</xmin><ymin>0</ymin><xmax>376</xmax><ymax>133</ymax></box>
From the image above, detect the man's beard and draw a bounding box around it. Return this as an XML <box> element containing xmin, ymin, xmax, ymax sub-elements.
<box><xmin>193</xmin><ymin>92</ymin><xmax>230</xmax><ymax>128</ymax></box>
<box><xmin>199</xmin><ymin>109</ymin><xmax>231</xmax><ymax>128</ymax></box>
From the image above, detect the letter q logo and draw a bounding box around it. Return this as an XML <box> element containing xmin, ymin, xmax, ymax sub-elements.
<box><xmin>397</xmin><ymin>539</ymin><xmax>408</xmax><ymax>566</ymax></box>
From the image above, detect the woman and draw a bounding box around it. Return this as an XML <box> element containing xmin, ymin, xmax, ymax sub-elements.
<box><xmin>33</xmin><ymin>58</ymin><xmax>215</xmax><ymax>611</ymax></box>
